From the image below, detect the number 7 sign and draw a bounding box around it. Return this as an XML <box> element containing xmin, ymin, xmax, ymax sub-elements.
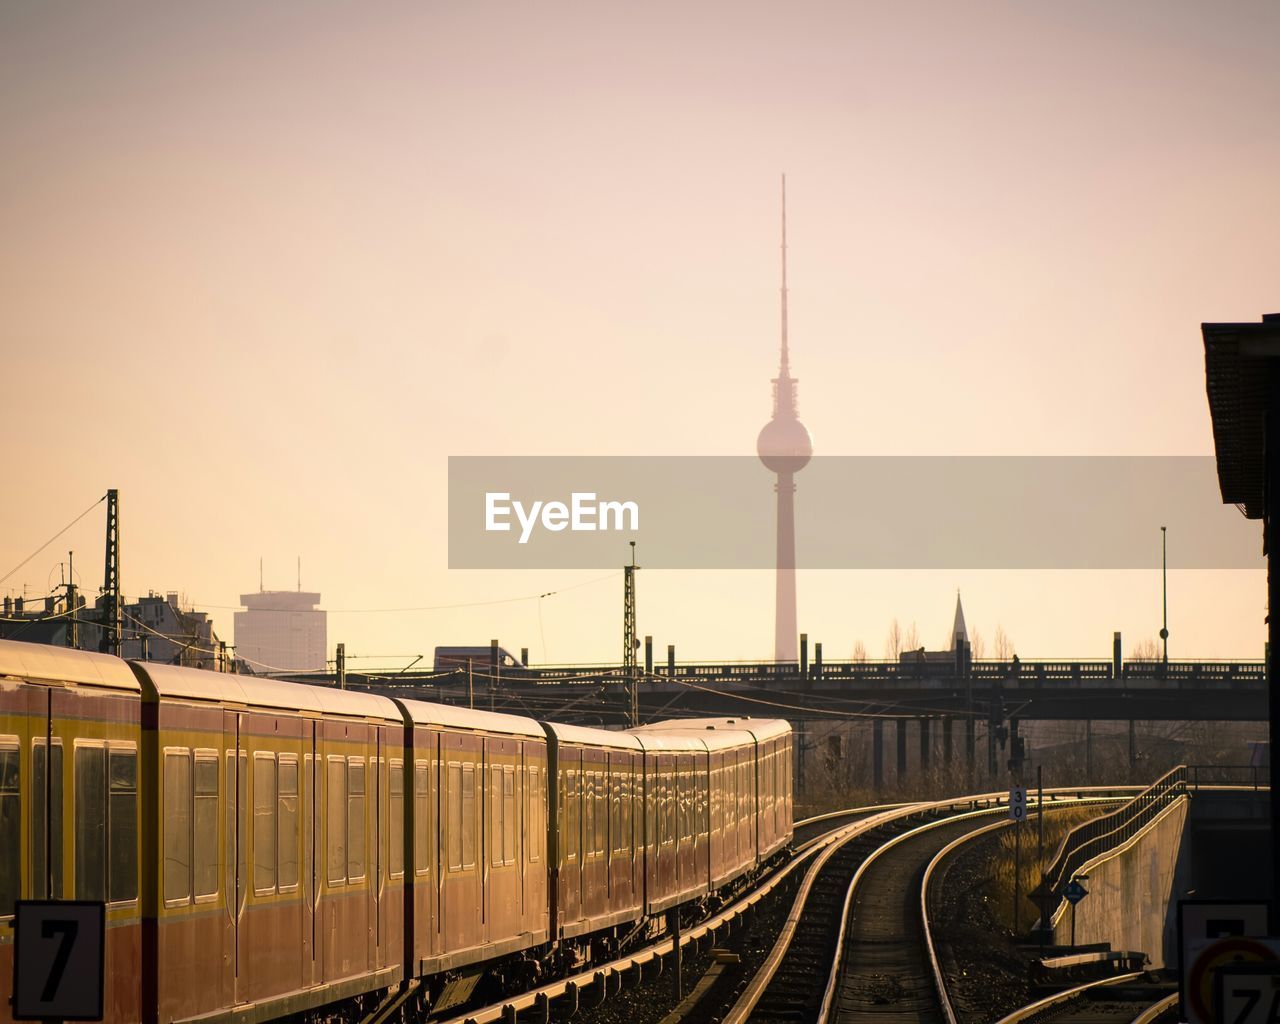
<box><xmin>12</xmin><ymin>901</ymin><xmax>105</xmax><ymax>1021</ymax></box>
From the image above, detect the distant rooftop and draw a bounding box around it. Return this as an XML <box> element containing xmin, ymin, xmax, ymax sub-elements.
<box><xmin>240</xmin><ymin>590</ymin><xmax>322</xmax><ymax>609</ymax></box>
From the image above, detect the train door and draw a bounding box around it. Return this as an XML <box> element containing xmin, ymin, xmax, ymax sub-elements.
<box><xmin>223</xmin><ymin>710</ymin><xmax>247</xmax><ymax>1007</ymax></box>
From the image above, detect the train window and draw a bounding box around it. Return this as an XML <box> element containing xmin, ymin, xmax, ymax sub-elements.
<box><xmin>609</xmin><ymin>771</ymin><xmax>621</xmax><ymax>853</ymax></box>
<box><xmin>503</xmin><ymin>767</ymin><xmax>515</xmax><ymax>866</ymax></box>
<box><xmin>326</xmin><ymin>757</ymin><xmax>346</xmax><ymax>885</ymax></box>
<box><xmin>389</xmin><ymin>760</ymin><xmax>404</xmax><ymax>878</ymax></box>
<box><xmin>565</xmin><ymin>770</ymin><xmax>578</xmax><ymax>861</ymax></box>
<box><xmin>76</xmin><ymin>745</ymin><xmax>107</xmax><ymax>902</ymax></box>
<box><xmin>415</xmin><ymin>760</ymin><xmax>430</xmax><ymax>875</ymax></box>
<box><xmin>460</xmin><ymin>763</ymin><xmax>475</xmax><ymax>869</ymax></box>
<box><xmin>31</xmin><ymin>740</ymin><xmax>64</xmax><ymax>899</ymax></box>
<box><xmin>527</xmin><ymin>767</ymin><xmax>540</xmax><ymax>864</ymax></box>
<box><xmin>163</xmin><ymin>750</ymin><xmax>192</xmax><ymax>904</ymax></box>
<box><xmin>697</xmin><ymin>770</ymin><xmax>707</xmax><ymax>840</ymax></box>
<box><xmin>109</xmin><ymin>748</ymin><xmax>137</xmax><ymax>903</ymax></box>
<box><xmin>194</xmin><ymin>753</ymin><xmax>219</xmax><ymax>899</ymax></box>
<box><xmin>491</xmin><ymin>766</ymin><xmax>504</xmax><ymax>867</ymax></box>
<box><xmin>446</xmin><ymin>762</ymin><xmax>462</xmax><ymax>871</ymax></box>
<box><xmin>583</xmin><ymin>771</ymin><xmax>594</xmax><ymax>859</ymax></box>
<box><xmin>278</xmin><ymin>758</ymin><xmax>299</xmax><ymax>890</ymax></box>
<box><xmin>253</xmin><ymin>754</ymin><xmax>277</xmax><ymax>893</ymax></box>
<box><xmin>594</xmin><ymin>772</ymin><xmax>606</xmax><ymax>856</ymax></box>
<box><xmin>620</xmin><ymin>771</ymin><xmax>632</xmax><ymax>856</ymax></box>
<box><xmin>347</xmin><ymin>759</ymin><xmax>366</xmax><ymax>881</ymax></box>
<box><xmin>0</xmin><ymin>741</ymin><xmax>18</xmax><ymax>917</ymax></box>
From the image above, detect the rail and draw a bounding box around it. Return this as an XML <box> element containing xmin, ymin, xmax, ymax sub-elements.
<box><xmin>1038</xmin><ymin>764</ymin><xmax>1269</xmax><ymax>923</ymax></box>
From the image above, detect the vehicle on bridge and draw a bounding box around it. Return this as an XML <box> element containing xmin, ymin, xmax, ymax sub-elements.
<box><xmin>0</xmin><ymin>638</ymin><xmax>792</xmax><ymax>1024</ymax></box>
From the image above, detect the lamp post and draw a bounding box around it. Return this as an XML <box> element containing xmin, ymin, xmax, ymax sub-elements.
<box><xmin>1160</xmin><ymin>526</ymin><xmax>1169</xmax><ymax>667</ymax></box>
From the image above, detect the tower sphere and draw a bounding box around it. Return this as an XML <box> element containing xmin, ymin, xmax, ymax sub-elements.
<box><xmin>757</xmin><ymin>416</ymin><xmax>813</xmax><ymax>474</ymax></box>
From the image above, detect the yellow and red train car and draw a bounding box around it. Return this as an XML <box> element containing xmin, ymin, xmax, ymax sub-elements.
<box><xmin>0</xmin><ymin>639</ymin><xmax>793</xmax><ymax>1023</ymax></box>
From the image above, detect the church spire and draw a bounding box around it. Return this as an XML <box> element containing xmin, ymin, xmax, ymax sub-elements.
<box><xmin>949</xmin><ymin>589</ymin><xmax>968</xmax><ymax>651</ymax></box>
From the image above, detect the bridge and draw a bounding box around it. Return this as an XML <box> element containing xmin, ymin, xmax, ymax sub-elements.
<box><xmin>302</xmin><ymin>656</ymin><xmax>1268</xmax><ymax>726</ymax></box>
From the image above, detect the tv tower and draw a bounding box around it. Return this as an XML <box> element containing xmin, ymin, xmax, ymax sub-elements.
<box><xmin>757</xmin><ymin>175</ymin><xmax>812</xmax><ymax>663</ymax></box>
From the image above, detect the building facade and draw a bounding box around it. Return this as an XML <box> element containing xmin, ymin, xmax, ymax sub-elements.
<box><xmin>234</xmin><ymin>590</ymin><xmax>327</xmax><ymax>674</ymax></box>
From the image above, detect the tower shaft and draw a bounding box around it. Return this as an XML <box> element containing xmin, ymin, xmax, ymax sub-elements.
<box><xmin>774</xmin><ymin>473</ymin><xmax>798</xmax><ymax>662</ymax></box>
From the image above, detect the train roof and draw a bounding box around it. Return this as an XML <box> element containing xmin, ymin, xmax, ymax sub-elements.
<box><xmin>0</xmin><ymin>639</ymin><xmax>140</xmax><ymax>691</ymax></box>
<box><xmin>635</xmin><ymin>717</ymin><xmax>792</xmax><ymax>743</ymax></box>
<box><xmin>135</xmin><ymin>661</ymin><xmax>401</xmax><ymax>721</ymax></box>
<box><xmin>629</xmin><ymin>729</ymin><xmax>713</xmax><ymax>753</ymax></box>
<box><xmin>395</xmin><ymin>697</ymin><xmax>545</xmax><ymax>739</ymax></box>
<box><xmin>542</xmin><ymin>721</ymin><xmax>643</xmax><ymax>750</ymax></box>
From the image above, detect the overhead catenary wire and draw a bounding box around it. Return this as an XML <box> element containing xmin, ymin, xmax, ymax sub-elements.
<box><xmin>0</xmin><ymin>494</ymin><xmax>105</xmax><ymax>588</ymax></box>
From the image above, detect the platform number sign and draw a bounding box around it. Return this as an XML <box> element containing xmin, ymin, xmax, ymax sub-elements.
<box><xmin>1007</xmin><ymin>785</ymin><xmax>1027</xmax><ymax>822</ymax></box>
<box><xmin>12</xmin><ymin>901</ymin><xmax>105</xmax><ymax>1021</ymax></box>
<box><xmin>1216</xmin><ymin>963</ymin><xmax>1280</xmax><ymax>1024</ymax></box>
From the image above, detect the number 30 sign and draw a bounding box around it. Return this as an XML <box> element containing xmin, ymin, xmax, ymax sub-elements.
<box><xmin>13</xmin><ymin>901</ymin><xmax>105</xmax><ymax>1021</ymax></box>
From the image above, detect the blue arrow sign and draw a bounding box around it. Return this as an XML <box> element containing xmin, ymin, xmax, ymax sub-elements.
<box><xmin>1063</xmin><ymin>880</ymin><xmax>1089</xmax><ymax>904</ymax></box>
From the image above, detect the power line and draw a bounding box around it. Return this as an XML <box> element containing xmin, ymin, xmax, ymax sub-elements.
<box><xmin>0</xmin><ymin>494</ymin><xmax>105</xmax><ymax>588</ymax></box>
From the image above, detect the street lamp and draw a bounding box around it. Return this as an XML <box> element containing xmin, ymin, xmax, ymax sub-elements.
<box><xmin>1160</xmin><ymin>526</ymin><xmax>1169</xmax><ymax>667</ymax></box>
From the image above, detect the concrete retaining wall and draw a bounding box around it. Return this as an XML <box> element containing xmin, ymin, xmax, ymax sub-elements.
<box><xmin>1050</xmin><ymin>795</ymin><xmax>1191</xmax><ymax>968</ymax></box>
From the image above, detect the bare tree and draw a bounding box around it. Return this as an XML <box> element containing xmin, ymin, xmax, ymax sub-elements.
<box><xmin>904</xmin><ymin>621</ymin><xmax>920</xmax><ymax>652</ymax></box>
<box><xmin>852</xmin><ymin>639</ymin><xmax>867</xmax><ymax>662</ymax></box>
<box><xmin>886</xmin><ymin>619</ymin><xmax>903</xmax><ymax>660</ymax></box>
<box><xmin>969</xmin><ymin>628</ymin><xmax>986</xmax><ymax>660</ymax></box>
<box><xmin>1130</xmin><ymin>637</ymin><xmax>1160</xmax><ymax>662</ymax></box>
<box><xmin>994</xmin><ymin>625</ymin><xmax>1014</xmax><ymax>660</ymax></box>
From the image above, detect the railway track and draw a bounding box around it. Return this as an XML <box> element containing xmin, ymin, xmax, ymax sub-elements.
<box><xmin>992</xmin><ymin>976</ymin><xmax>1177</xmax><ymax>1024</ymax></box>
<box><xmin>723</xmin><ymin>789</ymin><xmax>1134</xmax><ymax>1024</ymax></box>
<box><xmin>431</xmin><ymin>789</ymin><xmax>1140</xmax><ymax>1024</ymax></box>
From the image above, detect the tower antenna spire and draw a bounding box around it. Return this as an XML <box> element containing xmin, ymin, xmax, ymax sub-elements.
<box><xmin>780</xmin><ymin>173</ymin><xmax>790</xmax><ymax>378</ymax></box>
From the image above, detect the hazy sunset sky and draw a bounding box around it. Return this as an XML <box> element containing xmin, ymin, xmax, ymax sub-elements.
<box><xmin>3</xmin><ymin>1</ymin><xmax>1278</xmax><ymax>667</ymax></box>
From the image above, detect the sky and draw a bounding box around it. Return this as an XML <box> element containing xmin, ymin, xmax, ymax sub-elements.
<box><xmin>2</xmin><ymin>1</ymin><xmax>1278</xmax><ymax>668</ymax></box>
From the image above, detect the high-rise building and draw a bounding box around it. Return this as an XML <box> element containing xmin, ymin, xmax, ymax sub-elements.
<box><xmin>234</xmin><ymin>589</ymin><xmax>327</xmax><ymax>674</ymax></box>
<box><xmin>757</xmin><ymin>176</ymin><xmax>813</xmax><ymax>664</ymax></box>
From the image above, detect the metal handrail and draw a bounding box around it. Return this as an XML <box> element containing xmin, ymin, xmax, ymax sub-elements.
<box><xmin>1039</xmin><ymin>764</ymin><xmax>1270</xmax><ymax>919</ymax></box>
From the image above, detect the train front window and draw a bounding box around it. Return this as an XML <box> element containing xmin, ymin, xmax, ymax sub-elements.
<box><xmin>0</xmin><ymin>742</ymin><xmax>18</xmax><ymax>917</ymax></box>
<box><xmin>108</xmin><ymin>749</ymin><xmax>137</xmax><ymax>903</ymax></box>
<box><xmin>31</xmin><ymin>740</ymin><xmax>63</xmax><ymax>899</ymax></box>
<box><xmin>75</xmin><ymin>746</ymin><xmax>107</xmax><ymax>902</ymax></box>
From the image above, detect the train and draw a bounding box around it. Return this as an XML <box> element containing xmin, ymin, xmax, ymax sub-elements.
<box><xmin>0</xmin><ymin>637</ymin><xmax>793</xmax><ymax>1023</ymax></box>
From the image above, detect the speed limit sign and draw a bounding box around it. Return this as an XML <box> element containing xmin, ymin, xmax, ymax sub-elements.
<box><xmin>1216</xmin><ymin>963</ymin><xmax>1280</xmax><ymax>1024</ymax></box>
<box><xmin>1008</xmin><ymin>785</ymin><xmax>1028</xmax><ymax>822</ymax></box>
<box><xmin>12</xmin><ymin>900</ymin><xmax>105</xmax><ymax>1021</ymax></box>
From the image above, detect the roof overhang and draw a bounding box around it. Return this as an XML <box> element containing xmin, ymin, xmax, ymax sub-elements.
<box><xmin>1203</xmin><ymin>315</ymin><xmax>1280</xmax><ymax>519</ymax></box>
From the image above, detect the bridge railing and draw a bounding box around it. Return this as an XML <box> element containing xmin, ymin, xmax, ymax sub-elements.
<box><xmin>1037</xmin><ymin>763</ymin><xmax>1269</xmax><ymax>924</ymax></box>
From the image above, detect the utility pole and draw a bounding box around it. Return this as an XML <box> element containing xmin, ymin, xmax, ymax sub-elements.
<box><xmin>100</xmin><ymin>489</ymin><xmax>121</xmax><ymax>657</ymax></box>
<box><xmin>65</xmin><ymin>550</ymin><xmax>78</xmax><ymax>649</ymax></box>
<box><xmin>336</xmin><ymin>642</ymin><xmax>346</xmax><ymax>689</ymax></box>
<box><xmin>624</xmin><ymin>542</ymin><xmax>639</xmax><ymax>727</ymax></box>
<box><xmin>1160</xmin><ymin>525</ymin><xmax>1169</xmax><ymax>667</ymax></box>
